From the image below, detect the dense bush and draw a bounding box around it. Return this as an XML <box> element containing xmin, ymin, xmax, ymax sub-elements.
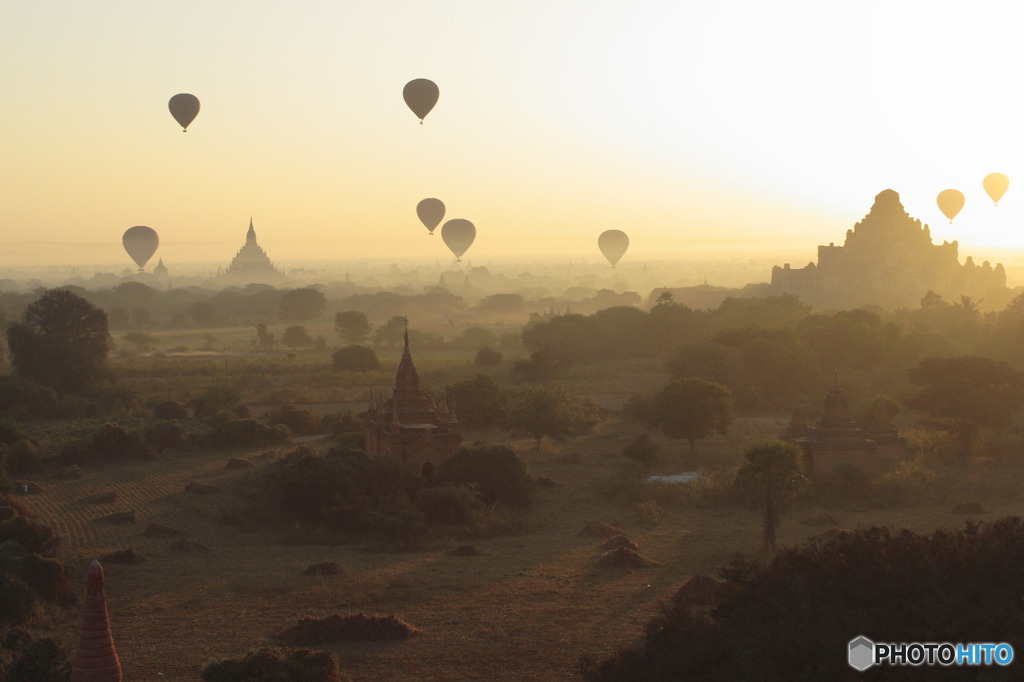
<box><xmin>264</xmin><ymin>405</ymin><xmax>322</xmax><ymax>436</ymax></box>
<box><xmin>332</xmin><ymin>345</ymin><xmax>380</xmax><ymax>372</ymax></box>
<box><xmin>474</xmin><ymin>347</ymin><xmax>502</xmax><ymax>366</ymax></box>
<box><xmin>622</xmin><ymin>433</ymin><xmax>659</xmax><ymax>467</ymax></box>
<box><xmin>0</xmin><ymin>512</ymin><xmax>59</xmax><ymax>555</ymax></box>
<box><xmin>582</xmin><ymin>517</ymin><xmax>1024</xmax><ymax>681</ymax></box>
<box><xmin>0</xmin><ymin>576</ymin><xmax>35</xmax><ymax>626</ymax></box>
<box><xmin>444</xmin><ymin>375</ymin><xmax>505</xmax><ymax>430</ymax></box>
<box><xmin>153</xmin><ymin>400</ymin><xmax>189</xmax><ymax>419</ymax></box>
<box><xmin>0</xmin><ymin>378</ymin><xmax>97</xmax><ymax>420</ymax></box>
<box><xmin>244</xmin><ymin>450</ymin><xmax>423</xmax><ymax>536</ymax></box>
<box><xmin>192</xmin><ymin>387</ymin><xmax>242</xmax><ymax>419</ymax></box>
<box><xmin>435</xmin><ymin>445</ymin><xmax>533</xmax><ymax>507</ymax></box>
<box><xmin>202</xmin><ymin>647</ymin><xmax>344</xmax><ymax>682</ymax></box>
<box><xmin>16</xmin><ymin>554</ymin><xmax>74</xmax><ymax>603</ymax></box>
<box><xmin>199</xmin><ymin>419</ymin><xmax>289</xmax><ymax>449</ymax></box>
<box><xmin>415</xmin><ymin>484</ymin><xmax>482</xmax><ymax>525</ymax></box>
<box><xmin>57</xmin><ymin>423</ymin><xmax>149</xmax><ymax>465</ymax></box>
<box><xmin>0</xmin><ymin>630</ymin><xmax>72</xmax><ymax>682</ymax></box>
<box><xmin>144</xmin><ymin>420</ymin><xmax>186</xmax><ymax>452</ymax></box>
<box><xmin>4</xmin><ymin>441</ymin><xmax>43</xmax><ymax>477</ymax></box>
<box><xmin>0</xmin><ymin>421</ymin><xmax>28</xmax><ymax>447</ymax></box>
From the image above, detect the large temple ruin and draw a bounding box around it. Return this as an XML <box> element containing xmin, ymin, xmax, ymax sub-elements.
<box><xmin>771</xmin><ymin>189</ymin><xmax>1006</xmax><ymax>309</ymax></box>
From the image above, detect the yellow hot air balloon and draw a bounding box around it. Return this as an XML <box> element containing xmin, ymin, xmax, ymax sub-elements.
<box><xmin>936</xmin><ymin>189</ymin><xmax>965</xmax><ymax>223</ymax></box>
<box><xmin>598</xmin><ymin>229</ymin><xmax>629</xmax><ymax>266</ymax></box>
<box><xmin>416</xmin><ymin>198</ymin><xmax>445</xmax><ymax>235</ymax></box>
<box><xmin>122</xmin><ymin>226</ymin><xmax>159</xmax><ymax>271</ymax></box>
<box><xmin>441</xmin><ymin>219</ymin><xmax>475</xmax><ymax>261</ymax></box>
<box><xmin>983</xmin><ymin>173</ymin><xmax>1009</xmax><ymax>206</ymax></box>
<box><xmin>168</xmin><ymin>93</ymin><xmax>200</xmax><ymax>132</ymax></box>
<box><xmin>403</xmin><ymin>79</ymin><xmax>439</xmax><ymax>123</ymax></box>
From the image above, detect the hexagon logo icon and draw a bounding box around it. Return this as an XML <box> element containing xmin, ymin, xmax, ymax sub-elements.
<box><xmin>848</xmin><ymin>636</ymin><xmax>875</xmax><ymax>671</ymax></box>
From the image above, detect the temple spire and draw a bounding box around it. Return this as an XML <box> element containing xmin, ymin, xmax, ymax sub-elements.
<box><xmin>71</xmin><ymin>560</ymin><xmax>122</xmax><ymax>682</ymax></box>
<box><xmin>394</xmin><ymin>317</ymin><xmax>419</xmax><ymax>392</ymax></box>
<box><xmin>246</xmin><ymin>217</ymin><xmax>257</xmax><ymax>245</ymax></box>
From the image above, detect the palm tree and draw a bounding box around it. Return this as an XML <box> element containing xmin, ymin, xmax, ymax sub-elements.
<box><xmin>734</xmin><ymin>440</ymin><xmax>809</xmax><ymax>553</ymax></box>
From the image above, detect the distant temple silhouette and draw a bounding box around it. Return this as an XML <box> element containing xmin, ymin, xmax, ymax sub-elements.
<box><xmin>771</xmin><ymin>189</ymin><xmax>1006</xmax><ymax>309</ymax></box>
<box><xmin>220</xmin><ymin>218</ymin><xmax>285</xmax><ymax>284</ymax></box>
<box><xmin>364</xmin><ymin>325</ymin><xmax>461</xmax><ymax>480</ymax></box>
<box><xmin>784</xmin><ymin>376</ymin><xmax>905</xmax><ymax>473</ymax></box>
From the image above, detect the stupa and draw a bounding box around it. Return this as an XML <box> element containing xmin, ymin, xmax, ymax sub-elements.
<box><xmin>221</xmin><ymin>218</ymin><xmax>285</xmax><ymax>284</ymax></box>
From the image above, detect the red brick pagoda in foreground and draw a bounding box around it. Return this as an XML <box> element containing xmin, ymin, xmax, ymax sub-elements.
<box><xmin>71</xmin><ymin>560</ymin><xmax>122</xmax><ymax>682</ymax></box>
<box><xmin>364</xmin><ymin>326</ymin><xmax>461</xmax><ymax>480</ymax></box>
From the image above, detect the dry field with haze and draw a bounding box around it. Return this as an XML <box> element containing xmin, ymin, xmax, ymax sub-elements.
<box><xmin>18</xmin><ymin>416</ymin><xmax>1024</xmax><ymax>681</ymax></box>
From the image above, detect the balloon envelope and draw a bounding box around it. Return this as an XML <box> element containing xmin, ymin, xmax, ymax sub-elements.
<box><xmin>168</xmin><ymin>93</ymin><xmax>200</xmax><ymax>131</ymax></box>
<box><xmin>441</xmin><ymin>219</ymin><xmax>475</xmax><ymax>261</ymax></box>
<box><xmin>936</xmin><ymin>189</ymin><xmax>965</xmax><ymax>222</ymax></box>
<box><xmin>598</xmin><ymin>229</ymin><xmax>629</xmax><ymax>266</ymax></box>
<box><xmin>983</xmin><ymin>173</ymin><xmax>1009</xmax><ymax>205</ymax></box>
<box><xmin>403</xmin><ymin>79</ymin><xmax>439</xmax><ymax>122</ymax></box>
<box><xmin>123</xmin><ymin>226</ymin><xmax>159</xmax><ymax>271</ymax></box>
<box><xmin>417</xmin><ymin>198</ymin><xmax>445</xmax><ymax>234</ymax></box>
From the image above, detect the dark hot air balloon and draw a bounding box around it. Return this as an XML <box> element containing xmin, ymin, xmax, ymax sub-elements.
<box><xmin>936</xmin><ymin>189</ymin><xmax>965</xmax><ymax>223</ymax></box>
<box><xmin>417</xmin><ymin>198</ymin><xmax>445</xmax><ymax>235</ymax></box>
<box><xmin>441</xmin><ymin>219</ymin><xmax>475</xmax><ymax>261</ymax></box>
<box><xmin>168</xmin><ymin>93</ymin><xmax>200</xmax><ymax>132</ymax></box>
<box><xmin>403</xmin><ymin>79</ymin><xmax>439</xmax><ymax>123</ymax></box>
<box><xmin>983</xmin><ymin>173</ymin><xmax>1009</xmax><ymax>206</ymax></box>
<box><xmin>598</xmin><ymin>229</ymin><xmax>629</xmax><ymax>266</ymax></box>
<box><xmin>123</xmin><ymin>226</ymin><xmax>159</xmax><ymax>272</ymax></box>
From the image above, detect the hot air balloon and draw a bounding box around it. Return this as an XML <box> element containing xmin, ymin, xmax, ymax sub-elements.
<box><xmin>598</xmin><ymin>229</ymin><xmax>629</xmax><ymax>266</ymax></box>
<box><xmin>936</xmin><ymin>189</ymin><xmax>965</xmax><ymax>223</ymax></box>
<box><xmin>403</xmin><ymin>79</ymin><xmax>439</xmax><ymax>123</ymax></box>
<box><xmin>417</xmin><ymin>198</ymin><xmax>445</xmax><ymax>235</ymax></box>
<box><xmin>441</xmin><ymin>219</ymin><xmax>475</xmax><ymax>261</ymax></box>
<box><xmin>168</xmin><ymin>93</ymin><xmax>200</xmax><ymax>132</ymax></box>
<box><xmin>983</xmin><ymin>173</ymin><xmax>1009</xmax><ymax>206</ymax></box>
<box><xmin>122</xmin><ymin>226</ymin><xmax>159</xmax><ymax>272</ymax></box>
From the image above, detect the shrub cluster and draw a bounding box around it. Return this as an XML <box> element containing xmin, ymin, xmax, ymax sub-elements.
<box><xmin>435</xmin><ymin>445</ymin><xmax>533</xmax><ymax>508</ymax></box>
<box><xmin>202</xmin><ymin>647</ymin><xmax>344</xmax><ymax>682</ymax></box>
<box><xmin>582</xmin><ymin>517</ymin><xmax>1024</xmax><ymax>681</ymax></box>
<box><xmin>57</xmin><ymin>423</ymin><xmax>150</xmax><ymax>465</ymax></box>
<box><xmin>0</xmin><ymin>505</ymin><xmax>73</xmax><ymax>630</ymax></box>
<box><xmin>263</xmin><ymin>405</ymin><xmax>322</xmax><ymax>437</ymax></box>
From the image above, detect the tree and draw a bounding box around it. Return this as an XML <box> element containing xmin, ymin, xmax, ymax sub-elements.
<box><xmin>279</xmin><ymin>287</ymin><xmax>327</xmax><ymax>322</ymax></box>
<box><xmin>734</xmin><ymin>439</ymin><xmax>808</xmax><ymax>553</ymax></box>
<box><xmin>445</xmin><ymin>374</ymin><xmax>505</xmax><ymax>430</ymax></box>
<box><xmin>473</xmin><ymin>347</ymin><xmax>502</xmax><ymax>366</ymax></box>
<box><xmin>907</xmin><ymin>355</ymin><xmax>1024</xmax><ymax>457</ymax></box>
<box><xmin>583</xmin><ymin>518</ymin><xmax>1024</xmax><ymax>681</ymax></box>
<box><xmin>435</xmin><ymin>444</ymin><xmax>532</xmax><ymax>507</ymax></box>
<box><xmin>332</xmin><ymin>345</ymin><xmax>380</xmax><ymax>372</ymax></box>
<box><xmin>505</xmin><ymin>384</ymin><xmax>583</xmax><ymax>450</ymax></box>
<box><xmin>453</xmin><ymin>326</ymin><xmax>497</xmax><ymax>349</ymax></box>
<box><xmin>643</xmin><ymin>378</ymin><xmax>733</xmax><ymax>453</ymax></box>
<box><xmin>6</xmin><ymin>289</ymin><xmax>111</xmax><ymax>393</ymax></box>
<box><xmin>281</xmin><ymin>325</ymin><xmax>313</xmax><ymax>350</ymax></box>
<box><xmin>254</xmin><ymin>323</ymin><xmax>276</xmax><ymax>352</ymax></box>
<box><xmin>372</xmin><ymin>316</ymin><xmax>407</xmax><ymax>348</ymax></box>
<box><xmin>334</xmin><ymin>310</ymin><xmax>371</xmax><ymax>344</ymax></box>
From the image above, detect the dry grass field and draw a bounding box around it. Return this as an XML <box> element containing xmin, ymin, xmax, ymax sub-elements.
<box><xmin>19</xmin><ymin>416</ymin><xmax>1024</xmax><ymax>681</ymax></box>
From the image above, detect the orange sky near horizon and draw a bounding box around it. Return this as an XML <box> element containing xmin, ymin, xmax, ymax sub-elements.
<box><xmin>2</xmin><ymin>1</ymin><xmax>1023</xmax><ymax>270</ymax></box>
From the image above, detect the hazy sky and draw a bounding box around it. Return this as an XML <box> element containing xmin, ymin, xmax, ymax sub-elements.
<box><xmin>3</xmin><ymin>1</ymin><xmax>1023</xmax><ymax>269</ymax></box>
